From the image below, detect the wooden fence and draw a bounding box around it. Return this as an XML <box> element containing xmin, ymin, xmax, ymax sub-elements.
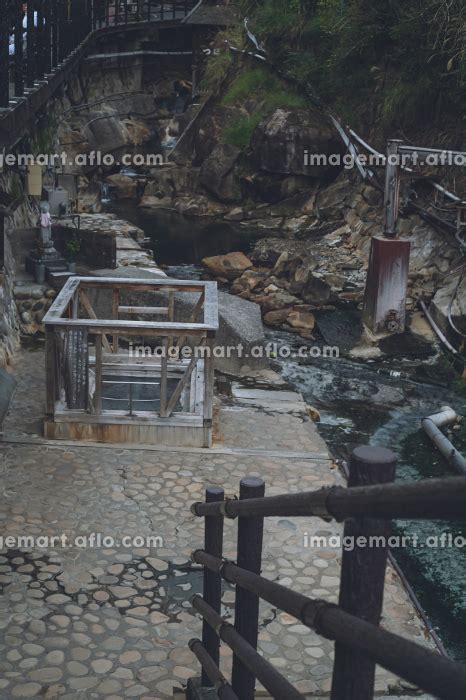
<box><xmin>42</xmin><ymin>275</ymin><xmax>218</xmax><ymax>446</ymax></box>
<box><xmin>188</xmin><ymin>446</ymin><xmax>466</xmax><ymax>699</ymax></box>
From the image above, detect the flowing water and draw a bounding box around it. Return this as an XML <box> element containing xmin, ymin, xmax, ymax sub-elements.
<box><xmin>108</xmin><ymin>204</ymin><xmax>466</xmax><ymax>661</ymax></box>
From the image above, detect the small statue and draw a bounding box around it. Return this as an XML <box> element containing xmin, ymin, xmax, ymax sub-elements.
<box><xmin>38</xmin><ymin>201</ymin><xmax>58</xmax><ymax>259</ymax></box>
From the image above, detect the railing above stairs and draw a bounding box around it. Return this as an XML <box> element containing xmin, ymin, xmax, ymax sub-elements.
<box><xmin>187</xmin><ymin>446</ymin><xmax>466</xmax><ymax>700</ymax></box>
<box><xmin>0</xmin><ymin>0</ymin><xmax>199</xmax><ymax>109</ymax></box>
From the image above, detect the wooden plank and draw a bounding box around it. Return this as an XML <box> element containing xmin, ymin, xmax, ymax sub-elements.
<box><xmin>94</xmin><ymin>335</ymin><xmax>103</xmax><ymax>415</ymax></box>
<box><xmin>168</xmin><ymin>290</ymin><xmax>175</xmax><ymax>351</ymax></box>
<box><xmin>53</xmin><ymin>410</ymin><xmax>203</xmax><ymax>427</ymax></box>
<box><xmin>203</xmin><ymin>339</ymin><xmax>214</xmax><ymax>426</ymax></box>
<box><xmin>204</xmin><ymin>282</ymin><xmax>219</xmax><ymax>329</ymax></box>
<box><xmin>112</xmin><ymin>289</ymin><xmax>120</xmax><ymax>353</ymax></box>
<box><xmin>79</xmin><ymin>290</ymin><xmax>112</xmax><ymax>353</ymax></box>
<box><xmin>159</xmin><ymin>337</ymin><xmax>169</xmax><ymax>418</ymax></box>
<box><xmin>80</xmin><ymin>277</ymin><xmax>206</xmax><ymax>292</ymax></box>
<box><xmin>47</xmin><ymin>319</ymin><xmax>216</xmax><ymax>334</ymax></box>
<box><xmin>64</xmin><ymin>329</ymin><xmax>89</xmax><ymax>410</ymax></box>
<box><xmin>118</xmin><ymin>306</ymin><xmax>169</xmax><ymax>315</ymax></box>
<box><xmin>45</xmin><ymin>329</ymin><xmax>56</xmax><ymax>417</ymax></box>
<box><xmin>43</xmin><ymin>277</ymin><xmax>81</xmax><ymax>323</ymax></box>
<box><xmin>177</xmin><ymin>290</ymin><xmax>205</xmax><ymax>349</ymax></box>
<box><xmin>165</xmin><ymin>338</ymin><xmax>206</xmax><ymax>417</ymax></box>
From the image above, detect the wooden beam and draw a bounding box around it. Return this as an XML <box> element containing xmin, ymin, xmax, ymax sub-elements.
<box><xmin>112</xmin><ymin>288</ymin><xmax>120</xmax><ymax>353</ymax></box>
<box><xmin>79</xmin><ymin>290</ymin><xmax>112</xmax><ymax>353</ymax></box>
<box><xmin>165</xmin><ymin>338</ymin><xmax>206</xmax><ymax>417</ymax></box>
<box><xmin>118</xmin><ymin>306</ymin><xmax>169</xmax><ymax>315</ymax></box>
<box><xmin>159</xmin><ymin>337</ymin><xmax>169</xmax><ymax>418</ymax></box>
<box><xmin>94</xmin><ymin>334</ymin><xmax>103</xmax><ymax>415</ymax></box>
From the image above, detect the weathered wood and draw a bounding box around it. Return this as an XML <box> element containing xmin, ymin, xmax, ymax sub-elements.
<box><xmin>79</xmin><ymin>290</ymin><xmax>112</xmax><ymax>353</ymax></box>
<box><xmin>201</xmin><ymin>487</ymin><xmax>224</xmax><ymax>687</ymax></box>
<box><xmin>331</xmin><ymin>446</ymin><xmax>397</xmax><ymax>700</ymax></box>
<box><xmin>177</xmin><ymin>290</ymin><xmax>205</xmax><ymax>349</ymax></box>
<box><xmin>232</xmin><ymin>478</ymin><xmax>265</xmax><ymax>700</ymax></box>
<box><xmin>203</xmin><ymin>339</ymin><xmax>214</xmax><ymax>428</ymax></box>
<box><xmin>94</xmin><ymin>335</ymin><xmax>103</xmax><ymax>415</ymax></box>
<box><xmin>43</xmin><ymin>277</ymin><xmax>81</xmax><ymax>321</ymax></box>
<box><xmin>168</xmin><ymin>290</ymin><xmax>175</xmax><ymax>352</ymax></box>
<box><xmin>112</xmin><ymin>289</ymin><xmax>120</xmax><ymax>353</ymax></box>
<box><xmin>203</xmin><ymin>282</ymin><xmax>219</xmax><ymax>327</ymax></box>
<box><xmin>159</xmin><ymin>337</ymin><xmax>169</xmax><ymax>417</ymax></box>
<box><xmin>165</xmin><ymin>338</ymin><xmax>206</xmax><ymax>417</ymax></box>
<box><xmin>45</xmin><ymin>329</ymin><xmax>56</xmax><ymax>417</ymax></box>
<box><xmin>45</xmin><ymin>318</ymin><xmax>216</xmax><ymax>335</ymax></box>
<box><xmin>64</xmin><ymin>329</ymin><xmax>89</xmax><ymax>410</ymax></box>
<box><xmin>118</xmin><ymin>306</ymin><xmax>169</xmax><ymax>315</ymax></box>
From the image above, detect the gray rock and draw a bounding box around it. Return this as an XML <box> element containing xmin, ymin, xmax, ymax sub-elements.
<box><xmin>200</xmin><ymin>143</ymin><xmax>242</xmax><ymax>203</ymax></box>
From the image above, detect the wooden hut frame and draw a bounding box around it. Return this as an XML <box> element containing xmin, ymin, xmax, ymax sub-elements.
<box><xmin>43</xmin><ymin>277</ymin><xmax>219</xmax><ymax>447</ymax></box>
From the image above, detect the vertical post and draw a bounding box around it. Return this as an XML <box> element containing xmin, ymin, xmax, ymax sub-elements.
<box><xmin>94</xmin><ymin>333</ymin><xmax>102</xmax><ymax>414</ymax></box>
<box><xmin>383</xmin><ymin>139</ymin><xmax>403</xmax><ymax>239</ymax></box>
<box><xmin>36</xmin><ymin>0</ymin><xmax>44</xmax><ymax>78</ymax></box>
<box><xmin>26</xmin><ymin>1</ymin><xmax>35</xmax><ymax>87</ymax></box>
<box><xmin>0</xmin><ymin>217</ymin><xmax>5</xmax><ymax>271</ymax></box>
<box><xmin>45</xmin><ymin>328</ymin><xmax>56</xmax><ymax>418</ymax></box>
<box><xmin>231</xmin><ymin>477</ymin><xmax>265</xmax><ymax>700</ymax></box>
<box><xmin>363</xmin><ymin>140</ymin><xmax>410</xmax><ymax>334</ymax></box>
<box><xmin>203</xmin><ymin>337</ymin><xmax>213</xmax><ymax>447</ymax></box>
<box><xmin>51</xmin><ymin>0</ymin><xmax>58</xmax><ymax>68</ymax></box>
<box><xmin>331</xmin><ymin>445</ymin><xmax>397</xmax><ymax>700</ymax></box>
<box><xmin>43</xmin><ymin>0</ymin><xmax>52</xmax><ymax>73</ymax></box>
<box><xmin>0</xmin><ymin>2</ymin><xmax>10</xmax><ymax>106</ymax></box>
<box><xmin>201</xmin><ymin>486</ymin><xmax>224</xmax><ymax>687</ymax></box>
<box><xmin>167</xmin><ymin>290</ymin><xmax>174</xmax><ymax>353</ymax></box>
<box><xmin>159</xmin><ymin>336</ymin><xmax>168</xmax><ymax>417</ymax></box>
<box><xmin>14</xmin><ymin>0</ymin><xmax>25</xmax><ymax>97</ymax></box>
<box><xmin>112</xmin><ymin>289</ymin><xmax>120</xmax><ymax>353</ymax></box>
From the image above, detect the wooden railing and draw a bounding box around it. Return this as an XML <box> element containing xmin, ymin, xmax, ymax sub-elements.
<box><xmin>188</xmin><ymin>446</ymin><xmax>466</xmax><ymax>700</ymax></box>
<box><xmin>43</xmin><ymin>276</ymin><xmax>218</xmax><ymax>433</ymax></box>
<box><xmin>1</xmin><ymin>0</ymin><xmax>198</xmax><ymax>108</ymax></box>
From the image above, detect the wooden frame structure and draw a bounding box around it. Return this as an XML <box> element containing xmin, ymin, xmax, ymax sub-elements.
<box><xmin>43</xmin><ymin>276</ymin><xmax>218</xmax><ymax>447</ymax></box>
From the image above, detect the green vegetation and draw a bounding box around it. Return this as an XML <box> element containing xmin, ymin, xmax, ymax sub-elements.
<box><xmin>221</xmin><ymin>67</ymin><xmax>309</xmax><ymax>148</ymax></box>
<box><xmin>239</xmin><ymin>0</ymin><xmax>465</xmax><ymax>130</ymax></box>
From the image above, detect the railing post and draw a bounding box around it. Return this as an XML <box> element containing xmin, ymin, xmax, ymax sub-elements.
<box><xmin>94</xmin><ymin>334</ymin><xmax>103</xmax><ymax>415</ymax></box>
<box><xmin>26</xmin><ymin>1</ymin><xmax>36</xmax><ymax>87</ymax></box>
<box><xmin>331</xmin><ymin>445</ymin><xmax>397</xmax><ymax>700</ymax></box>
<box><xmin>0</xmin><ymin>3</ymin><xmax>10</xmax><ymax>106</ymax></box>
<box><xmin>45</xmin><ymin>328</ymin><xmax>56</xmax><ymax>418</ymax></box>
<box><xmin>231</xmin><ymin>477</ymin><xmax>265</xmax><ymax>700</ymax></box>
<box><xmin>201</xmin><ymin>486</ymin><xmax>224</xmax><ymax>687</ymax></box>
<box><xmin>14</xmin><ymin>0</ymin><xmax>25</xmax><ymax>97</ymax></box>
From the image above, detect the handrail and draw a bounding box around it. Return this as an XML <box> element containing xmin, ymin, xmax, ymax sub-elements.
<box><xmin>191</xmin><ymin>475</ymin><xmax>466</xmax><ymax>521</ymax></box>
<box><xmin>188</xmin><ymin>639</ymin><xmax>239</xmax><ymax>700</ymax></box>
<box><xmin>191</xmin><ymin>550</ymin><xmax>466</xmax><ymax>700</ymax></box>
<box><xmin>192</xmin><ymin>595</ymin><xmax>306</xmax><ymax>700</ymax></box>
<box><xmin>1</xmin><ymin>0</ymin><xmax>198</xmax><ymax>108</ymax></box>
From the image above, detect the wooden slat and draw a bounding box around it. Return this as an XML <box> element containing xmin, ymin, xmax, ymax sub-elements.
<box><xmin>46</xmin><ymin>319</ymin><xmax>216</xmax><ymax>334</ymax></box>
<box><xmin>112</xmin><ymin>289</ymin><xmax>120</xmax><ymax>353</ymax></box>
<box><xmin>165</xmin><ymin>338</ymin><xmax>206</xmax><ymax>418</ymax></box>
<box><xmin>204</xmin><ymin>282</ymin><xmax>219</xmax><ymax>329</ymax></box>
<box><xmin>43</xmin><ymin>277</ymin><xmax>81</xmax><ymax>322</ymax></box>
<box><xmin>79</xmin><ymin>290</ymin><xmax>112</xmax><ymax>353</ymax></box>
<box><xmin>203</xmin><ymin>338</ymin><xmax>214</xmax><ymax>426</ymax></box>
<box><xmin>118</xmin><ymin>306</ymin><xmax>169</xmax><ymax>315</ymax></box>
<box><xmin>80</xmin><ymin>277</ymin><xmax>206</xmax><ymax>291</ymax></box>
<box><xmin>45</xmin><ymin>329</ymin><xmax>56</xmax><ymax>417</ymax></box>
<box><xmin>159</xmin><ymin>337</ymin><xmax>169</xmax><ymax>418</ymax></box>
<box><xmin>177</xmin><ymin>290</ymin><xmax>205</xmax><ymax>349</ymax></box>
<box><xmin>94</xmin><ymin>335</ymin><xmax>103</xmax><ymax>415</ymax></box>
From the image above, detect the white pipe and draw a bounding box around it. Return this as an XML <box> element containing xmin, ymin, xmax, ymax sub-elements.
<box><xmin>422</xmin><ymin>406</ymin><xmax>466</xmax><ymax>475</ymax></box>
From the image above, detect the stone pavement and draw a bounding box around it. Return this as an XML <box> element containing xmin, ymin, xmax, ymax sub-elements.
<box><xmin>0</xmin><ymin>347</ymin><xmax>435</xmax><ymax>699</ymax></box>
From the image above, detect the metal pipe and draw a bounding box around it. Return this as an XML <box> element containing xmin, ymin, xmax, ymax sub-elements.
<box><xmin>420</xmin><ymin>301</ymin><xmax>459</xmax><ymax>355</ymax></box>
<box><xmin>422</xmin><ymin>407</ymin><xmax>466</xmax><ymax>475</ymax></box>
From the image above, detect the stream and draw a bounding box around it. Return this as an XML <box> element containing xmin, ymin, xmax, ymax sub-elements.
<box><xmin>106</xmin><ymin>202</ymin><xmax>466</xmax><ymax>662</ymax></box>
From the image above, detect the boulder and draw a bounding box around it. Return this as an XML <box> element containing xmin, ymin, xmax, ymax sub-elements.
<box><xmin>286</xmin><ymin>310</ymin><xmax>315</xmax><ymax>332</ymax></box>
<box><xmin>105</xmin><ymin>174</ymin><xmax>138</xmax><ymax>200</ymax></box>
<box><xmin>251</xmin><ymin>238</ymin><xmax>309</xmax><ymax>266</ymax></box>
<box><xmin>231</xmin><ymin>270</ymin><xmax>267</xmax><ymax>295</ymax></box>
<box><xmin>430</xmin><ymin>273</ymin><xmax>466</xmax><ymax>337</ymax></box>
<box><xmin>202</xmin><ymin>252</ymin><xmax>253</xmax><ymax>280</ymax></box>
<box><xmin>263</xmin><ymin>309</ymin><xmax>291</xmax><ymax>326</ymax></box>
<box><xmin>200</xmin><ymin>144</ymin><xmax>242</xmax><ymax>203</ymax></box>
<box><xmin>251</xmin><ymin>108</ymin><xmax>344</xmax><ymax>177</ymax></box>
<box><xmin>302</xmin><ymin>273</ymin><xmax>333</xmax><ymax>306</ymax></box>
